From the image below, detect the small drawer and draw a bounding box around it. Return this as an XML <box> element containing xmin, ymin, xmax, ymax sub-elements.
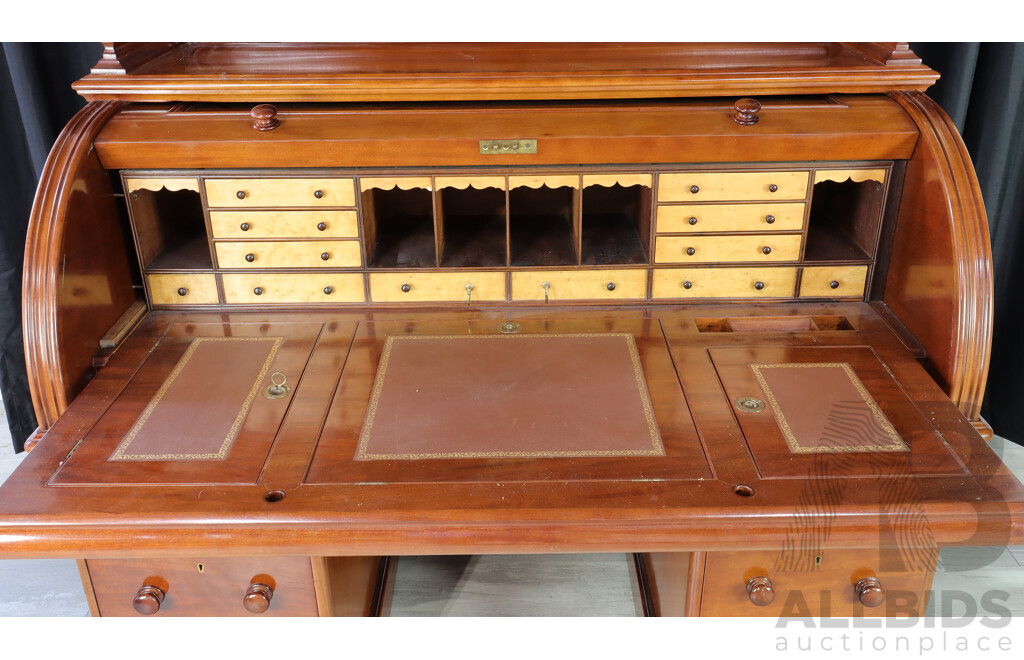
<box><xmin>656</xmin><ymin>203</ymin><xmax>805</xmax><ymax>233</ymax></box>
<box><xmin>654</xmin><ymin>235</ymin><xmax>802</xmax><ymax>264</ymax></box>
<box><xmin>700</xmin><ymin>549</ymin><xmax>936</xmax><ymax>617</ymax></box>
<box><xmin>205</xmin><ymin>178</ymin><xmax>356</xmax><ymax>208</ymax></box>
<box><xmin>658</xmin><ymin>171</ymin><xmax>808</xmax><ymax>202</ymax></box>
<box><xmin>85</xmin><ymin>557</ymin><xmax>320</xmax><ymax>617</ymax></box>
<box><xmin>799</xmin><ymin>265</ymin><xmax>869</xmax><ymax>298</ymax></box>
<box><xmin>147</xmin><ymin>273</ymin><xmax>219</xmax><ymax>305</ymax></box>
<box><xmin>651</xmin><ymin>267</ymin><xmax>797</xmax><ymax>299</ymax></box>
<box><xmin>369</xmin><ymin>272</ymin><xmax>506</xmax><ymax>303</ymax></box>
<box><xmin>215</xmin><ymin>241</ymin><xmax>362</xmax><ymax>269</ymax></box>
<box><xmin>511</xmin><ymin>269</ymin><xmax>647</xmax><ymax>301</ymax></box>
<box><xmin>210</xmin><ymin>210</ymin><xmax>359</xmax><ymax>239</ymax></box>
<box><xmin>222</xmin><ymin>273</ymin><xmax>365</xmax><ymax>304</ymax></box>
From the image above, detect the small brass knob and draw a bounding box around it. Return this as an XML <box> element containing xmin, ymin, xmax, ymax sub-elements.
<box><xmin>690</xmin><ymin>185</ymin><xmax>700</xmax><ymax>194</ymax></box>
<box><xmin>314</xmin><ymin>190</ymin><xmax>324</xmax><ymax>199</ymax></box>
<box><xmin>830</xmin><ymin>280</ymin><xmax>840</xmax><ymax>289</ymax></box>
<box><xmin>762</xmin><ymin>246</ymin><xmax>772</xmax><ymax>255</ymax></box>
<box><xmin>133</xmin><ymin>584</ymin><xmax>165</xmax><ymax>615</ymax></box>
<box><xmin>855</xmin><ymin>577</ymin><xmax>885</xmax><ymax>608</ymax></box>
<box><xmin>177</xmin><ymin>287</ymin><xmax>188</xmax><ymax>297</ymax></box>
<box><xmin>317</xmin><ymin>222</ymin><xmax>327</xmax><ymax>231</ymax></box>
<box><xmin>253</xmin><ymin>287</ymin><xmax>263</xmax><ymax>296</ymax></box>
<box><xmin>769</xmin><ymin>184</ymin><xmax>778</xmax><ymax>193</ymax></box>
<box><xmin>323</xmin><ymin>286</ymin><xmax>333</xmax><ymax>295</ymax></box>
<box><xmin>243</xmin><ymin>582</ymin><xmax>274</xmax><ymax>614</ymax></box>
<box><xmin>607</xmin><ymin>282</ymin><xmax>616</xmax><ymax>291</ymax></box>
<box><xmin>688</xmin><ymin>216</ymin><xmax>698</xmax><ymax>225</ymax></box>
<box><xmin>236</xmin><ymin>190</ymin><xmax>246</xmax><ymax>199</ymax></box>
<box><xmin>765</xmin><ymin>215</ymin><xmax>775</xmax><ymax>224</ymax></box>
<box><xmin>683</xmin><ymin>281</ymin><xmax>693</xmax><ymax>289</ymax></box>
<box><xmin>746</xmin><ymin>576</ymin><xmax>775</xmax><ymax>606</ymax></box>
<box><xmin>754</xmin><ymin>281</ymin><xmax>765</xmax><ymax>290</ymax></box>
<box><xmin>686</xmin><ymin>247</ymin><xmax>696</xmax><ymax>256</ymax></box>
<box><xmin>240</xmin><ymin>222</ymin><xmax>250</xmax><ymax>231</ymax></box>
<box><xmin>245</xmin><ymin>253</ymin><xmax>256</xmax><ymax>262</ymax></box>
<box><xmin>401</xmin><ymin>284</ymin><xmax>411</xmax><ymax>293</ymax></box>
<box><xmin>321</xmin><ymin>252</ymin><xmax>330</xmax><ymax>261</ymax></box>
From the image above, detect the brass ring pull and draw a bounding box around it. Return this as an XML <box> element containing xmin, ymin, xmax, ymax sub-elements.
<box><xmin>264</xmin><ymin>372</ymin><xmax>291</xmax><ymax>399</ymax></box>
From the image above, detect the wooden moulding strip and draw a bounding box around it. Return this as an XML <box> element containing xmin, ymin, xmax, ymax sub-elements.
<box><xmin>583</xmin><ymin>173</ymin><xmax>653</xmax><ymax>188</ymax></box>
<box><xmin>359</xmin><ymin>177</ymin><xmax>432</xmax><ymax>192</ymax></box>
<box><xmin>124</xmin><ymin>177</ymin><xmax>199</xmax><ymax>193</ymax></box>
<box><xmin>433</xmin><ymin>176</ymin><xmax>506</xmax><ymax>190</ymax></box>
<box><xmin>508</xmin><ymin>174</ymin><xmax>580</xmax><ymax>189</ymax></box>
<box><xmin>813</xmin><ymin>168</ymin><xmax>887</xmax><ymax>185</ymax></box>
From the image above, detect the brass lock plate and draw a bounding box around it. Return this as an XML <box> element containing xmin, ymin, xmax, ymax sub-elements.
<box><xmin>735</xmin><ymin>396</ymin><xmax>766</xmax><ymax>413</ymax></box>
<box><xmin>479</xmin><ymin>139</ymin><xmax>537</xmax><ymax>154</ymax></box>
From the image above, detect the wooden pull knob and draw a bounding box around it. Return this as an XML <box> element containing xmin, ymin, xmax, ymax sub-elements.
<box><xmin>243</xmin><ymin>582</ymin><xmax>274</xmax><ymax>614</ymax></box>
<box><xmin>607</xmin><ymin>282</ymin><xmax>616</xmax><ymax>291</ymax></box>
<box><xmin>245</xmin><ymin>253</ymin><xmax>256</xmax><ymax>262</ymax></box>
<box><xmin>314</xmin><ymin>190</ymin><xmax>324</xmax><ymax>199</ymax></box>
<box><xmin>323</xmin><ymin>286</ymin><xmax>333</xmax><ymax>295</ymax></box>
<box><xmin>830</xmin><ymin>280</ymin><xmax>840</xmax><ymax>289</ymax></box>
<box><xmin>317</xmin><ymin>222</ymin><xmax>327</xmax><ymax>231</ymax></box>
<box><xmin>683</xmin><ymin>281</ymin><xmax>692</xmax><ymax>289</ymax></box>
<box><xmin>321</xmin><ymin>252</ymin><xmax>331</xmax><ymax>261</ymax></box>
<box><xmin>754</xmin><ymin>281</ymin><xmax>765</xmax><ymax>290</ymax></box>
<box><xmin>401</xmin><ymin>284</ymin><xmax>411</xmax><ymax>293</ymax></box>
<box><xmin>690</xmin><ymin>185</ymin><xmax>700</xmax><ymax>194</ymax></box>
<box><xmin>765</xmin><ymin>215</ymin><xmax>776</xmax><ymax>224</ymax></box>
<box><xmin>762</xmin><ymin>246</ymin><xmax>772</xmax><ymax>255</ymax></box>
<box><xmin>240</xmin><ymin>222</ymin><xmax>250</xmax><ymax>231</ymax></box>
<box><xmin>746</xmin><ymin>576</ymin><xmax>775</xmax><ymax>606</ymax></box>
<box><xmin>177</xmin><ymin>287</ymin><xmax>188</xmax><ymax>297</ymax></box>
<box><xmin>686</xmin><ymin>247</ymin><xmax>696</xmax><ymax>256</ymax></box>
<box><xmin>769</xmin><ymin>184</ymin><xmax>778</xmax><ymax>193</ymax></box>
<box><xmin>253</xmin><ymin>287</ymin><xmax>263</xmax><ymax>296</ymax></box>
<box><xmin>133</xmin><ymin>584</ymin><xmax>165</xmax><ymax>615</ymax></box>
<box><xmin>251</xmin><ymin>104</ymin><xmax>279</xmax><ymax>131</ymax></box>
<box><xmin>688</xmin><ymin>216</ymin><xmax>698</xmax><ymax>225</ymax></box>
<box><xmin>733</xmin><ymin>98</ymin><xmax>762</xmax><ymax>125</ymax></box>
<box><xmin>855</xmin><ymin>577</ymin><xmax>885</xmax><ymax>608</ymax></box>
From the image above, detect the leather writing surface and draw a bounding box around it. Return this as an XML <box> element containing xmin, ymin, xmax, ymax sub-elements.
<box><xmin>356</xmin><ymin>333</ymin><xmax>663</xmax><ymax>459</ymax></box>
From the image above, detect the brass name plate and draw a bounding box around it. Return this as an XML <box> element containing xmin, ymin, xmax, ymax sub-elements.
<box><xmin>479</xmin><ymin>139</ymin><xmax>537</xmax><ymax>154</ymax></box>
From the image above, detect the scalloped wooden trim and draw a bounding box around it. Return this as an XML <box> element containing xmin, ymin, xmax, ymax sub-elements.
<box><xmin>22</xmin><ymin>100</ymin><xmax>123</xmax><ymax>431</ymax></box>
<box><xmin>508</xmin><ymin>175</ymin><xmax>579</xmax><ymax>189</ymax></box>
<box><xmin>433</xmin><ymin>176</ymin><xmax>505</xmax><ymax>190</ymax></box>
<box><xmin>124</xmin><ymin>177</ymin><xmax>199</xmax><ymax>193</ymax></box>
<box><xmin>583</xmin><ymin>174</ymin><xmax>652</xmax><ymax>188</ymax></box>
<box><xmin>359</xmin><ymin>177</ymin><xmax>432</xmax><ymax>192</ymax></box>
<box><xmin>889</xmin><ymin>91</ymin><xmax>993</xmax><ymax>422</ymax></box>
<box><xmin>813</xmin><ymin>168</ymin><xmax>886</xmax><ymax>185</ymax></box>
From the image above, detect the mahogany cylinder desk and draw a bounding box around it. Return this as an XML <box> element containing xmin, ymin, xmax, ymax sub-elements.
<box><xmin>1</xmin><ymin>43</ymin><xmax>1021</xmax><ymax>616</ymax></box>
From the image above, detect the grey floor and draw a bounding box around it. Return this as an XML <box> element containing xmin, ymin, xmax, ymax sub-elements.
<box><xmin>1</xmin><ymin>399</ymin><xmax>1023</xmax><ymax>616</ymax></box>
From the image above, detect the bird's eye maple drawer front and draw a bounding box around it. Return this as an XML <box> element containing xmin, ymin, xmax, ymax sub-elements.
<box><xmin>510</xmin><ymin>269</ymin><xmax>648</xmax><ymax>301</ymax></box>
<box><xmin>699</xmin><ymin>549</ymin><xmax>937</xmax><ymax>617</ymax></box>
<box><xmin>369</xmin><ymin>272</ymin><xmax>506</xmax><ymax>303</ymax></box>
<box><xmin>204</xmin><ymin>178</ymin><xmax>357</xmax><ymax>208</ymax></box>
<box><xmin>222</xmin><ymin>273</ymin><xmax>366</xmax><ymax>304</ymax></box>
<box><xmin>147</xmin><ymin>273</ymin><xmax>219</xmax><ymax>305</ymax></box>
<box><xmin>214</xmin><ymin>240</ymin><xmax>362</xmax><ymax>269</ymax></box>
<box><xmin>654</xmin><ymin>235</ymin><xmax>802</xmax><ymax>264</ymax></box>
<box><xmin>656</xmin><ymin>203</ymin><xmax>806</xmax><ymax>233</ymax></box>
<box><xmin>651</xmin><ymin>267</ymin><xmax>798</xmax><ymax>299</ymax></box>
<box><xmin>209</xmin><ymin>210</ymin><xmax>360</xmax><ymax>239</ymax></box>
<box><xmin>657</xmin><ymin>171</ymin><xmax>809</xmax><ymax>202</ymax></box>
<box><xmin>799</xmin><ymin>265</ymin><xmax>869</xmax><ymax>298</ymax></box>
<box><xmin>85</xmin><ymin>557</ymin><xmax>319</xmax><ymax>616</ymax></box>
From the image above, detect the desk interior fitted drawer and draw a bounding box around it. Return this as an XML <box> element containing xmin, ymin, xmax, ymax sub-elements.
<box><xmin>205</xmin><ymin>178</ymin><xmax>356</xmax><ymax>208</ymax></box>
<box><xmin>511</xmin><ymin>269</ymin><xmax>647</xmax><ymax>301</ymax></box>
<box><xmin>656</xmin><ymin>203</ymin><xmax>805</xmax><ymax>233</ymax></box>
<box><xmin>222</xmin><ymin>273</ymin><xmax>365</xmax><ymax>303</ymax></box>
<box><xmin>215</xmin><ymin>240</ymin><xmax>362</xmax><ymax>269</ymax></box>
<box><xmin>658</xmin><ymin>171</ymin><xmax>808</xmax><ymax>202</ymax></box>
<box><xmin>652</xmin><ymin>267</ymin><xmax>797</xmax><ymax>299</ymax></box>
<box><xmin>210</xmin><ymin>210</ymin><xmax>359</xmax><ymax>239</ymax></box>
<box><xmin>799</xmin><ymin>265</ymin><xmax>869</xmax><ymax>298</ymax></box>
<box><xmin>369</xmin><ymin>271</ymin><xmax>506</xmax><ymax>303</ymax></box>
<box><xmin>86</xmin><ymin>557</ymin><xmax>319</xmax><ymax>617</ymax></box>
<box><xmin>147</xmin><ymin>273</ymin><xmax>219</xmax><ymax>305</ymax></box>
<box><xmin>654</xmin><ymin>234</ymin><xmax>802</xmax><ymax>264</ymax></box>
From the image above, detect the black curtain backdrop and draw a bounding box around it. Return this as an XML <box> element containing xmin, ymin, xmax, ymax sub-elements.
<box><xmin>0</xmin><ymin>43</ymin><xmax>1021</xmax><ymax>453</ymax></box>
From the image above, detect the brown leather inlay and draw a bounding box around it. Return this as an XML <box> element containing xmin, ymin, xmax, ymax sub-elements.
<box><xmin>356</xmin><ymin>333</ymin><xmax>663</xmax><ymax>460</ymax></box>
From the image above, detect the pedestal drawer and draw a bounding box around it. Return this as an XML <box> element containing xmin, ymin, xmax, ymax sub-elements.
<box><xmin>799</xmin><ymin>265</ymin><xmax>869</xmax><ymax>298</ymax></box>
<box><xmin>652</xmin><ymin>267</ymin><xmax>797</xmax><ymax>299</ymax></box>
<box><xmin>223</xmin><ymin>273</ymin><xmax>365</xmax><ymax>304</ymax></box>
<box><xmin>658</xmin><ymin>171</ymin><xmax>808</xmax><ymax>202</ymax></box>
<box><xmin>369</xmin><ymin>272</ymin><xmax>506</xmax><ymax>303</ymax></box>
<box><xmin>511</xmin><ymin>269</ymin><xmax>648</xmax><ymax>301</ymax></box>
<box><xmin>700</xmin><ymin>549</ymin><xmax>936</xmax><ymax>617</ymax></box>
<box><xmin>148</xmin><ymin>273</ymin><xmax>219</xmax><ymax>305</ymax></box>
<box><xmin>205</xmin><ymin>178</ymin><xmax>356</xmax><ymax>208</ymax></box>
<box><xmin>654</xmin><ymin>235</ymin><xmax>802</xmax><ymax>264</ymax></box>
<box><xmin>210</xmin><ymin>210</ymin><xmax>359</xmax><ymax>239</ymax></box>
<box><xmin>215</xmin><ymin>240</ymin><xmax>362</xmax><ymax>269</ymax></box>
<box><xmin>86</xmin><ymin>557</ymin><xmax>320</xmax><ymax>617</ymax></box>
<box><xmin>656</xmin><ymin>203</ymin><xmax>805</xmax><ymax>233</ymax></box>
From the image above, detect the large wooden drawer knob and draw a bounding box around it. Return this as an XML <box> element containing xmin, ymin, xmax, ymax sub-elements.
<box><xmin>855</xmin><ymin>577</ymin><xmax>885</xmax><ymax>608</ymax></box>
<box><xmin>133</xmin><ymin>584</ymin><xmax>165</xmax><ymax>615</ymax></box>
<box><xmin>746</xmin><ymin>576</ymin><xmax>775</xmax><ymax>606</ymax></box>
<box><xmin>243</xmin><ymin>582</ymin><xmax>274</xmax><ymax>614</ymax></box>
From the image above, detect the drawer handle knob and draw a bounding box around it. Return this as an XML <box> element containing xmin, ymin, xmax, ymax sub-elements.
<box><xmin>830</xmin><ymin>280</ymin><xmax>840</xmax><ymax>289</ymax></box>
<box><xmin>688</xmin><ymin>216</ymin><xmax>698</xmax><ymax>226</ymax></box>
<box><xmin>133</xmin><ymin>584</ymin><xmax>165</xmax><ymax>615</ymax></box>
<box><xmin>236</xmin><ymin>190</ymin><xmax>246</xmax><ymax>200</ymax></box>
<box><xmin>245</xmin><ymin>253</ymin><xmax>256</xmax><ymax>262</ymax></box>
<box><xmin>542</xmin><ymin>281</ymin><xmax>551</xmax><ymax>303</ymax></box>
<box><xmin>733</xmin><ymin>98</ymin><xmax>762</xmax><ymax>125</ymax></box>
<box><xmin>321</xmin><ymin>252</ymin><xmax>331</xmax><ymax>261</ymax></box>
<box><xmin>754</xmin><ymin>281</ymin><xmax>765</xmax><ymax>291</ymax></box>
<box><xmin>765</xmin><ymin>214</ymin><xmax>776</xmax><ymax>224</ymax></box>
<box><xmin>314</xmin><ymin>190</ymin><xmax>324</xmax><ymax>199</ymax></box>
<box><xmin>240</xmin><ymin>222</ymin><xmax>250</xmax><ymax>231</ymax></box>
<box><xmin>683</xmin><ymin>281</ymin><xmax>693</xmax><ymax>289</ymax></box>
<box><xmin>251</xmin><ymin>104</ymin><xmax>279</xmax><ymax>131</ymax></box>
<box><xmin>855</xmin><ymin>577</ymin><xmax>885</xmax><ymax>608</ymax></box>
<box><xmin>686</xmin><ymin>247</ymin><xmax>696</xmax><ymax>256</ymax></box>
<box><xmin>607</xmin><ymin>282</ymin><xmax>616</xmax><ymax>291</ymax></box>
<box><xmin>253</xmin><ymin>287</ymin><xmax>264</xmax><ymax>296</ymax></box>
<box><xmin>323</xmin><ymin>286</ymin><xmax>333</xmax><ymax>295</ymax></box>
<box><xmin>466</xmin><ymin>282</ymin><xmax>475</xmax><ymax>304</ymax></box>
<box><xmin>317</xmin><ymin>222</ymin><xmax>328</xmax><ymax>231</ymax></box>
<box><xmin>762</xmin><ymin>246</ymin><xmax>772</xmax><ymax>255</ymax></box>
<box><xmin>746</xmin><ymin>576</ymin><xmax>775</xmax><ymax>606</ymax></box>
<box><xmin>243</xmin><ymin>582</ymin><xmax>274</xmax><ymax>614</ymax></box>
<box><xmin>401</xmin><ymin>284</ymin><xmax>411</xmax><ymax>293</ymax></box>
<box><xmin>769</xmin><ymin>184</ymin><xmax>778</xmax><ymax>193</ymax></box>
<box><xmin>177</xmin><ymin>287</ymin><xmax>188</xmax><ymax>297</ymax></box>
<box><xmin>690</xmin><ymin>185</ymin><xmax>700</xmax><ymax>194</ymax></box>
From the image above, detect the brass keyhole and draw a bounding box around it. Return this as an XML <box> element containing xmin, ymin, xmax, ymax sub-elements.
<box><xmin>197</xmin><ymin>563</ymin><xmax>205</xmax><ymax>573</ymax></box>
<box><xmin>264</xmin><ymin>372</ymin><xmax>291</xmax><ymax>399</ymax></box>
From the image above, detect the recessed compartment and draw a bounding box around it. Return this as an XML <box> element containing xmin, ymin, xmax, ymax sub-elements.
<box><xmin>694</xmin><ymin>315</ymin><xmax>854</xmax><ymax>333</ymax></box>
<box><xmin>509</xmin><ymin>185</ymin><xmax>578</xmax><ymax>266</ymax></box>
<box><xmin>438</xmin><ymin>186</ymin><xmax>507</xmax><ymax>267</ymax></box>
<box><xmin>581</xmin><ymin>183</ymin><xmax>651</xmax><ymax>265</ymax></box>
<box><xmin>362</xmin><ymin>187</ymin><xmax>436</xmax><ymax>268</ymax></box>
<box><xmin>125</xmin><ymin>179</ymin><xmax>210</xmax><ymax>270</ymax></box>
<box><xmin>804</xmin><ymin>169</ymin><xmax>887</xmax><ymax>262</ymax></box>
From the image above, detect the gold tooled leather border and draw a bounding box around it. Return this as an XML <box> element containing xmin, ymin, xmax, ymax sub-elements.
<box><xmin>750</xmin><ymin>362</ymin><xmax>908</xmax><ymax>454</ymax></box>
<box><xmin>109</xmin><ymin>337</ymin><xmax>283</xmax><ymax>461</ymax></box>
<box><xmin>356</xmin><ymin>333</ymin><xmax>664</xmax><ymax>460</ymax></box>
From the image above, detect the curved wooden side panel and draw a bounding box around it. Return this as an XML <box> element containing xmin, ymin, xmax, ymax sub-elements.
<box><xmin>22</xmin><ymin>100</ymin><xmax>139</xmax><ymax>433</ymax></box>
<box><xmin>887</xmin><ymin>91</ymin><xmax>993</xmax><ymax>423</ymax></box>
